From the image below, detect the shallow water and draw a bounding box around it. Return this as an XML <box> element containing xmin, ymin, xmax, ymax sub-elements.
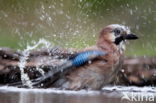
<box><xmin>0</xmin><ymin>86</ymin><xmax>155</xmax><ymax>103</ymax></box>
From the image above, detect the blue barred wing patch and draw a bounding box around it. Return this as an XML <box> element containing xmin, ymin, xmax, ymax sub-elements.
<box><xmin>71</xmin><ymin>50</ymin><xmax>107</xmax><ymax>67</ymax></box>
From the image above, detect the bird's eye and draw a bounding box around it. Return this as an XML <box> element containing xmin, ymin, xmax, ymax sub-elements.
<box><xmin>114</xmin><ymin>29</ymin><xmax>121</xmax><ymax>36</ymax></box>
<box><xmin>114</xmin><ymin>29</ymin><xmax>121</xmax><ymax>34</ymax></box>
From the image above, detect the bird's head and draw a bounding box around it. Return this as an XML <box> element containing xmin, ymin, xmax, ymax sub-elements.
<box><xmin>97</xmin><ymin>24</ymin><xmax>138</xmax><ymax>51</ymax></box>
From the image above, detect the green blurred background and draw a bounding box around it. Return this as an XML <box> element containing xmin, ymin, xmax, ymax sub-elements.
<box><xmin>0</xmin><ymin>0</ymin><xmax>156</xmax><ymax>56</ymax></box>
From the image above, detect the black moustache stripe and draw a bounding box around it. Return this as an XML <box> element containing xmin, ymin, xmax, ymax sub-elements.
<box><xmin>114</xmin><ymin>36</ymin><xmax>124</xmax><ymax>45</ymax></box>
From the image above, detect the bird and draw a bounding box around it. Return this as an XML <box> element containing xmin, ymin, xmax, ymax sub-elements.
<box><xmin>32</xmin><ymin>24</ymin><xmax>138</xmax><ymax>90</ymax></box>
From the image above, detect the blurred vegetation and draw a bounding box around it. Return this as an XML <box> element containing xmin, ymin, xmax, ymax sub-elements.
<box><xmin>0</xmin><ymin>0</ymin><xmax>156</xmax><ymax>56</ymax></box>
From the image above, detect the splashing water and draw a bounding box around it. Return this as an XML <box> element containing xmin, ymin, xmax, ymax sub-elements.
<box><xmin>18</xmin><ymin>38</ymin><xmax>52</xmax><ymax>88</ymax></box>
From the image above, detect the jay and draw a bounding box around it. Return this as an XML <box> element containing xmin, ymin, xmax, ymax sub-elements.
<box><xmin>32</xmin><ymin>24</ymin><xmax>138</xmax><ymax>90</ymax></box>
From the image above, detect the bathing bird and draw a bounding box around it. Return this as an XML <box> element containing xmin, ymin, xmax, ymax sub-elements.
<box><xmin>32</xmin><ymin>24</ymin><xmax>138</xmax><ymax>90</ymax></box>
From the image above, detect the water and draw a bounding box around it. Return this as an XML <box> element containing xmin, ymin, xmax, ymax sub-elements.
<box><xmin>18</xmin><ymin>38</ymin><xmax>52</xmax><ymax>88</ymax></box>
<box><xmin>0</xmin><ymin>86</ymin><xmax>155</xmax><ymax>103</ymax></box>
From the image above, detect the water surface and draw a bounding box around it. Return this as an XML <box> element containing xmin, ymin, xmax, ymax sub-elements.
<box><xmin>0</xmin><ymin>86</ymin><xmax>155</xmax><ymax>103</ymax></box>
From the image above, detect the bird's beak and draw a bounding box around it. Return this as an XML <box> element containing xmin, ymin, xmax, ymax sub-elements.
<box><xmin>114</xmin><ymin>33</ymin><xmax>138</xmax><ymax>45</ymax></box>
<box><xmin>125</xmin><ymin>33</ymin><xmax>138</xmax><ymax>40</ymax></box>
